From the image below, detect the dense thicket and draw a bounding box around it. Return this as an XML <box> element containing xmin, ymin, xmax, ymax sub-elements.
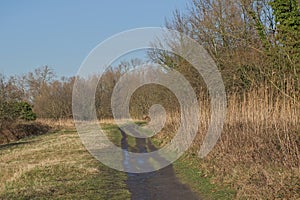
<box><xmin>150</xmin><ymin>0</ymin><xmax>299</xmax><ymax>98</ymax></box>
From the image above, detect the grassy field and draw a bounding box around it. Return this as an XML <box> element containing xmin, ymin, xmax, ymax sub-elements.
<box><xmin>0</xmin><ymin>123</ymin><xmax>236</xmax><ymax>200</ymax></box>
<box><xmin>0</xmin><ymin>128</ymin><xmax>130</xmax><ymax>199</ymax></box>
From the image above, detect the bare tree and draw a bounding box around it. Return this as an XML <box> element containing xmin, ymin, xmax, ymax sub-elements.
<box><xmin>24</xmin><ymin>65</ymin><xmax>56</xmax><ymax>103</ymax></box>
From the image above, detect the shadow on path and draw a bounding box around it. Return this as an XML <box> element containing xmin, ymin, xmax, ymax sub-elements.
<box><xmin>120</xmin><ymin>127</ymin><xmax>201</xmax><ymax>200</ymax></box>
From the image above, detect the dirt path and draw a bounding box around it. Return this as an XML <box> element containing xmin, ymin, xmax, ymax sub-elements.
<box><xmin>120</xmin><ymin>127</ymin><xmax>201</xmax><ymax>200</ymax></box>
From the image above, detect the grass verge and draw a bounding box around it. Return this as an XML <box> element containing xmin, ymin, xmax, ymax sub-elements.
<box><xmin>0</xmin><ymin>128</ymin><xmax>130</xmax><ymax>199</ymax></box>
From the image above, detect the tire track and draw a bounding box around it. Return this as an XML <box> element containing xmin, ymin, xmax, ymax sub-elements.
<box><xmin>119</xmin><ymin>127</ymin><xmax>201</xmax><ymax>200</ymax></box>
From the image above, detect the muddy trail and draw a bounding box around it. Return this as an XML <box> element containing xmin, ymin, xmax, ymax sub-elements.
<box><xmin>119</xmin><ymin>127</ymin><xmax>201</xmax><ymax>200</ymax></box>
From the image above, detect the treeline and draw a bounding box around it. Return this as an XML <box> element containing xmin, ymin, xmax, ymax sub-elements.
<box><xmin>1</xmin><ymin>63</ymin><xmax>173</xmax><ymax>123</ymax></box>
<box><xmin>0</xmin><ymin>66</ymin><xmax>75</xmax><ymax>129</ymax></box>
<box><xmin>0</xmin><ymin>63</ymin><xmax>183</xmax><ymax>124</ymax></box>
<box><xmin>1</xmin><ymin>0</ymin><xmax>299</xmax><ymax>125</ymax></box>
<box><xmin>73</xmin><ymin>63</ymin><xmax>180</xmax><ymax>120</ymax></box>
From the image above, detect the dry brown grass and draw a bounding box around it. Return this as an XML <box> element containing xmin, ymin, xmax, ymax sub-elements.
<box><xmin>0</xmin><ymin>128</ymin><xmax>130</xmax><ymax>199</ymax></box>
<box><xmin>36</xmin><ymin>118</ymin><xmax>145</xmax><ymax>129</ymax></box>
<box><xmin>36</xmin><ymin>118</ymin><xmax>75</xmax><ymax>129</ymax></box>
<box><xmin>156</xmin><ymin>84</ymin><xmax>300</xmax><ymax>199</ymax></box>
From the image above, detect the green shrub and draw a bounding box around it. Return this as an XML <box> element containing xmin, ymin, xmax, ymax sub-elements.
<box><xmin>16</xmin><ymin>102</ymin><xmax>37</xmax><ymax>121</ymax></box>
<box><xmin>0</xmin><ymin>101</ymin><xmax>36</xmax><ymax>129</ymax></box>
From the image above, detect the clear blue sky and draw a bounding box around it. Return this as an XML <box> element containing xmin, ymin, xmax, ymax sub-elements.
<box><xmin>0</xmin><ymin>0</ymin><xmax>189</xmax><ymax>77</ymax></box>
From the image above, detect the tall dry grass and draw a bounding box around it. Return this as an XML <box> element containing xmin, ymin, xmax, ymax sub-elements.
<box><xmin>36</xmin><ymin>118</ymin><xmax>75</xmax><ymax>129</ymax></box>
<box><xmin>156</xmin><ymin>84</ymin><xmax>299</xmax><ymax>199</ymax></box>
